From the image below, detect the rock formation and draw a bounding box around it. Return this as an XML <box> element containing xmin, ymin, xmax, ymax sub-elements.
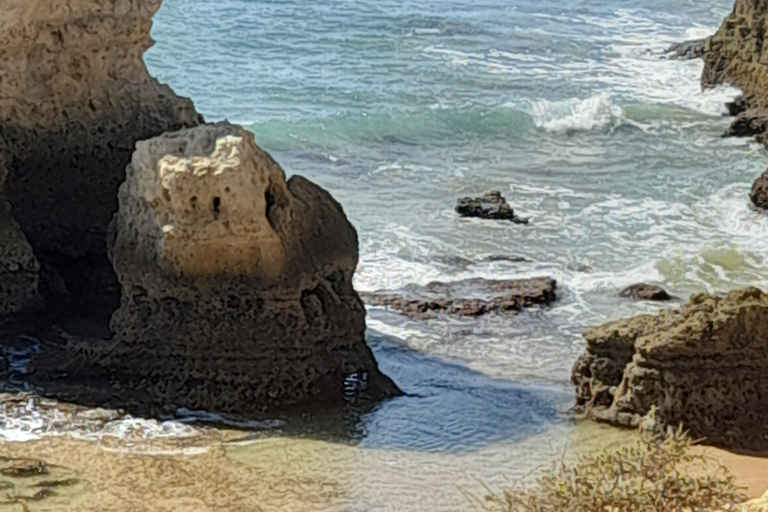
<box><xmin>664</xmin><ymin>37</ymin><xmax>710</xmax><ymax>60</ymax></box>
<box><xmin>362</xmin><ymin>277</ymin><xmax>557</xmax><ymax>318</ymax></box>
<box><xmin>0</xmin><ymin>0</ymin><xmax>200</xmax><ymax>319</ymax></box>
<box><xmin>87</xmin><ymin>122</ymin><xmax>400</xmax><ymax>413</ymax></box>
<box><xmin>618</xmin><ymin>283</ymin><xmax>672</xmax><ymax>301</ymax></box>
<box><xmin>0</xmin><ymin>147</ymin><xmax>40</xmax><ymax>317</ymax></box>
<box><xmin>572</xmin><ymin>287</ymin><xmax>768</xmax><ymax>451</ymax></box>
<box><xmin>700</xmin><ymin>0</ymin><xmax>768</xmax><ymax>142</ymax></box>
<box><xmin>455</xmin><ymin>191</ymin><xmax>529</xmax><ymax>224</ymax></box>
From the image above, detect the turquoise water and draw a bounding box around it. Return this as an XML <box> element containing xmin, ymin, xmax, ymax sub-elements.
<box><xmin>3</xmin><ymin>2</ymin><xmax>767</xmax><ymax>511</ymax></box>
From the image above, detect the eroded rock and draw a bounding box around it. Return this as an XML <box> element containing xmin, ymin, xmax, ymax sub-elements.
<box><xmin>701</xmin><ymin>0</ymin><xmax>768</xmax><ymax>144</ymax></box>
<box><xmin>455</xmin><ymin>191</ymin><xmax>529</xmax><ymax>224</ymax></box>
<box><xmin>0</xmin><ymin>149</ymin><xmax>40</xmax><ymax>317</ymax></box>
<box><xmin>0</xmin><ymin>0</ymin><xmax>200</xmax><ymax>318</ymax></box>
<box><xmin>618</xmin><ymin>283</ymin><xmax>672</xmax><ymax>301</ymax></box>
<box><xmin>361</xmin><ymin>277</ymin><xmax>557</xmax><ymax>318</ymax></box>
<box><xmin>572</xmin><ymin>287</ymin><xmax>768</xmax><ymax>451</ymax></box>
<box><xmin>751</xmin><ymin>168</ymin><xmax>768</xmax><ymax>210</ymax></box>
<box><xmin>96</xmin><ymin>122</ymin><xmax>400</xmax><ymax>414</ymax></box>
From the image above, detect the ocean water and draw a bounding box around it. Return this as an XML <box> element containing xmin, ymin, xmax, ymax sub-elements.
<box><xmin>3</xmin><ymin>0</ymin><xmax>768</xmax><ymax>510</ymax></box>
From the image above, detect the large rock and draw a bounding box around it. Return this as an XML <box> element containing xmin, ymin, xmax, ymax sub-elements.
<box><xmin>96</xmin><ymin>122</ymin><xmax>400</xmax><ymax>414</ymax></box>
<box><xmin>361</xmin><ymin>277</ymin><xmax>557</xmax><ymax>318</ymax></box>
<box><xmin>701</xmin><ymin>0</ymin><xmax>768</xmax><ymax>144</ymax></box>
<box><xmin>0</xmin><ymin>148</ymin><xmax>40</xmax><ymax>317</ymax></box>
<box><xmin>572</xmin><ymin>287</ymin><xmax>768</xmax><ymax>451</ymax></box>
<box><xmin>0</xmin><ymin>0</ymin><xmax>200</xmax><ymax>318</ymax></box>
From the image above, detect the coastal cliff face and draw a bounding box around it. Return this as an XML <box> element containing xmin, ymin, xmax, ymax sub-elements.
<box><xmin>0</xmin><ymin>0</ymin><xmax>200</xmax><ymax>317</ymax></box>
<box><xmin>572</xmin><ymin>287</ymin><xmax>768</xmax><ymax>451</ymax></box>
<box><xmin>97</xmin><ymin>122</ymin><xmax>401</xmax><ymax>412</ymax></box>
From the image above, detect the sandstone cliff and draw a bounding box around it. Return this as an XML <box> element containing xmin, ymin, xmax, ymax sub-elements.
<box><xmin>572</xmin><ymin>287</ymin><xmax>768</xmax><ymax>451</ymax></box>
<box><xmin>90</xmin><ymin>122</ymin><xmax>400</xmax><ymax>413</ymax></box>
<box><xmin>0</xmin><ymin>0</ymin><xmax>200</xmax><ymax>318</ymax></box>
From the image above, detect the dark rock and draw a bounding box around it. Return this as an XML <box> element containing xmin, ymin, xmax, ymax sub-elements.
<box><xmin>664</xmin><ymin>37</ymin><xmax>710</xmax><ymax>60</ymax></box>
<box><xmin>455</xmin><ymin>191</ymin><xmax>529</xmax><ymax>224</ymax></box>
<box><xmin>725</xmin><ymin>95</ymin><xmax>747</xmax><ymax>117</ymax></box>
<box><xmin>750</xmin><ymin>168</ymin><xmax>768</xmax><ymax>210</ymax></box>
<box><xmin>361</xmin><ymin>276</ymin><xmax>557</xmax><ymax>318</ymax></box>
<box><xmin>619</xmin><ymin>283</ymin><xmax>673</xmax><ymax>301</ymax></box>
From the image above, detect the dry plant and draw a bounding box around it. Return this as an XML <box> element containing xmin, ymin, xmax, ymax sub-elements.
<box><xmin>476</xmin><ymin>412</ymin><xmax>749</xmax><ymax>512</ymax></box>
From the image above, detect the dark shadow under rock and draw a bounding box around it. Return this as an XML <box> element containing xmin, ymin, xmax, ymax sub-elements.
<box><xmin>619</xmin><ymin>283</ymin><xmax>673</xmax><ymax>301</ymax></box>
<box><xmin>361</xmin><ymin>277</ymin><xmax>557</xmax><ymax>319</ymax></box>
<box><xmin>455</xmin><ymin>191</ymin><xmax>529</xmax><ymax>224</ymax></box>
<box><xmin>725</xmin><ymin>95</ymin><xmax>747</xmax><ymax>117</ymax></box>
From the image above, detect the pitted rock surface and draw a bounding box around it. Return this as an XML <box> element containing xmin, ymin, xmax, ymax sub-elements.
<box><xmin>751</xmin><ymin>168</ymin><xmax>768</xmax><ymax>210</ymax></box>
<box><xmin>0</xmin><ymin>0</ymin><xmax>200</xmax><ymax>317</ymax></box>
<box><xmin>572</xmin><ymin>287</ymin><xmax>768</xmax><ymax>451</ymax></box>
<box><xmin>98</xmin><ymin>122</ymin><xmax>400</xmax><ymax>414</ymax></box>
<box><xmin>361</xmin><ymin>277</ymin><xmax>557</xmax><ymax>318</ymax></box>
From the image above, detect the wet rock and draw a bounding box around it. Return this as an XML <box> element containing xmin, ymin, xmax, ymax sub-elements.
<box><xmin>572</xmin><ymin>287</ymin><xmax>768</xmax><ymax>451</ymax></box>
<box><xmin>750</xmin><ymin>168</ymin><xmax>768</xmax><ymax>210</ymax></box>
<box><xmin>664</xmin><ymin>37</ymin><xmax>710</xmax><ymax>60</ymax></box>
<box><xmin>0</xmin><ymin>458</ymin><xmax>48</xmax><ymax>478</ymax></box>
<box><xmin>725</xmin><ymin>95</ymin><xmax>747</xmax><ymax>117</ymax></box>
<box><xmin>361</xmin><ymin>276</ymin><xmax>557</xmax><ymax>318</ymax></box>
<box><xmin>0</xmin><ymin>0</ymin><xmax>200</xmax><ymax>318</ymax></box>
<box><xmin>701</xmin><ymin>1</ymin><xmax>768</xmax><ymax>145</ymax></box>
<box><xmin>619</xmin><ymin>283</ymin><xmax>672</xmax><ymax>301</ymax></box>
<box><xmin>94</xmin><ymin>122</ymin><xmax>400</xmax><ymax>415</ymax></box>
<box><xmin>455</xmin><ymin>191</ymin><xmax>529</xmax><ymax>224</ymax></box>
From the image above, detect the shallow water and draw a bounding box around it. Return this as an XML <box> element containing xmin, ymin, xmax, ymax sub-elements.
<box><xmin>4</xmin><ymin>0</ymin><xmax>768</xmax><ymax>510</ymax></box>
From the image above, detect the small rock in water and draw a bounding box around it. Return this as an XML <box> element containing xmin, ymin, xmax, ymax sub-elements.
<box><xmin>361</xmin><ymin>276</ymin><xmax>557</xmax><ymax>319</ymax></box>
<box><xmin>663</xmin><ymin>37</ymin><xmax>709</xmax><ymax>60</ymax></box>
<box><xmin>751</xmin><ymin>169</ymin><xmax>768</xmax><ymax>210</ymax></box>
<box><xmin>725</xmin><ymin>95</ymin><xmax>747</xmax><ymax>117</ymax></box>
<box><xmin>619</xmin><ymin>283</ymin><xmax>672</xmax><ymax>301</ymax></box>
<box><xmin>455</xmin><ymin>191</ymin><xmax>529</xmax><ymax>224</ymax></box>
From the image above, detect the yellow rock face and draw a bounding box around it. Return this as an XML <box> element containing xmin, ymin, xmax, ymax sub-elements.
<box><xmin>124</xmin><ymin>123</ymin><xmax>290</xmax><ymax>279</ymax></box>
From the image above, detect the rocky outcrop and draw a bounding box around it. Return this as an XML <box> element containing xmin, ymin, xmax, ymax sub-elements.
<box><xmin>700</xmin><ymin>0</ymin><xmax>768</xmax><ymax>142</ymax></box>
<box><xmin>0</xmin><ymin>0</ymin><xmax>200</xmax><ymax>318</ymax></box>
<box><xmin>83</xmin><ymin>122</ymin><xmax>400</xmax><ymax>414</ymax></box>
<box><xmin>455</xmin><ymin>191</ymin><xmax>529</xmax><ymax>224</ymax></box>
<box><xmin>0</xmin><ymin>148</ymin><xmax>40</xmax><ymax>317</ymax></box>
<box><xmin>751</xmin><ymin>168</ymin><xmax>768</xmax><ymax>210</ymax></box>
<box><xmin>361</xmin><ymin>277</ymin><xmax>557</xmax><ymax>318</ymax></box>
<box><xmin>619</xmin><ymin>283</ymin><xmax>672</xmax><ymax>301</ymax></box>
<box><xmin>573</xmin><ymin>287</ymin><xmax>768</xmax><ymax>451</ymax></box>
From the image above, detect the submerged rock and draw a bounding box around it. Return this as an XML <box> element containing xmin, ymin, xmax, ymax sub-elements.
<box><xmin>664</xmin><ymin>37</ymin><xmax>710</xmax><ymax>60</ymax></box>
<box><xmin>361</xmin><ymin>277</ymin><xmax>557</xmax><ymax>318</ymax></box>
<box><xmin>572</xmin><ymin>287</ymin><xmax>768</xmax><ymax>451</ymax></box>
<box><xmin>618</xmin><ymin>283</ymin><xmax>672</xmax><ymax>301</ymax></box>
<box><xmin>751</xmin><ymin>168</ymin><xmax>768</xmax><ymax>210</ymax></box>
<box><xmin>0</xmin><ymin>0</ymin><xmax>200</xmax><ymax>319</ymax></box>
<box><xmin>0</xmin><ymin>150</ymin><xmax>40</xmax><ymax>317</ymax></box>
<box><xmin>96</xmin><ymin>122</ymin><xmax>399</xmax><ymax>414</ymax></box>
<box><xmin>455</xmin><ymin>191</ymin><xmax>529</xmax><ymax>224</ymax></box>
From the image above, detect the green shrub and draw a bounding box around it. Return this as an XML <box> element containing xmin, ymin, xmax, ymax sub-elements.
<box><xmin>478</xmin><ymin>416</ymin><xmax>748</xmax><ymax>512</ymax></box>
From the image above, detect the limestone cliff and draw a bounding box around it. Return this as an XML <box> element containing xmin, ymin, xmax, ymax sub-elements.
<box><xmin>0</xmin><ymin>0</ymin><xmax>200</xmax><ymax>318</ymax></box>
<box><xmin>572</xmin><ymin>287</ymin><xmax>768</xmax><ymax>451</ymax></box>
<box><xmin>93</xmin><ymin>122</ymin><xmax>401</xmax><ymax>413</ymax></box>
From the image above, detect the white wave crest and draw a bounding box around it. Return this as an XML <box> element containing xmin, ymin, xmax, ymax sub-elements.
<box><xmin>532</xmin><ymin>94</ymin><xmax>624</xmax><ymax>133</ymax></box>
